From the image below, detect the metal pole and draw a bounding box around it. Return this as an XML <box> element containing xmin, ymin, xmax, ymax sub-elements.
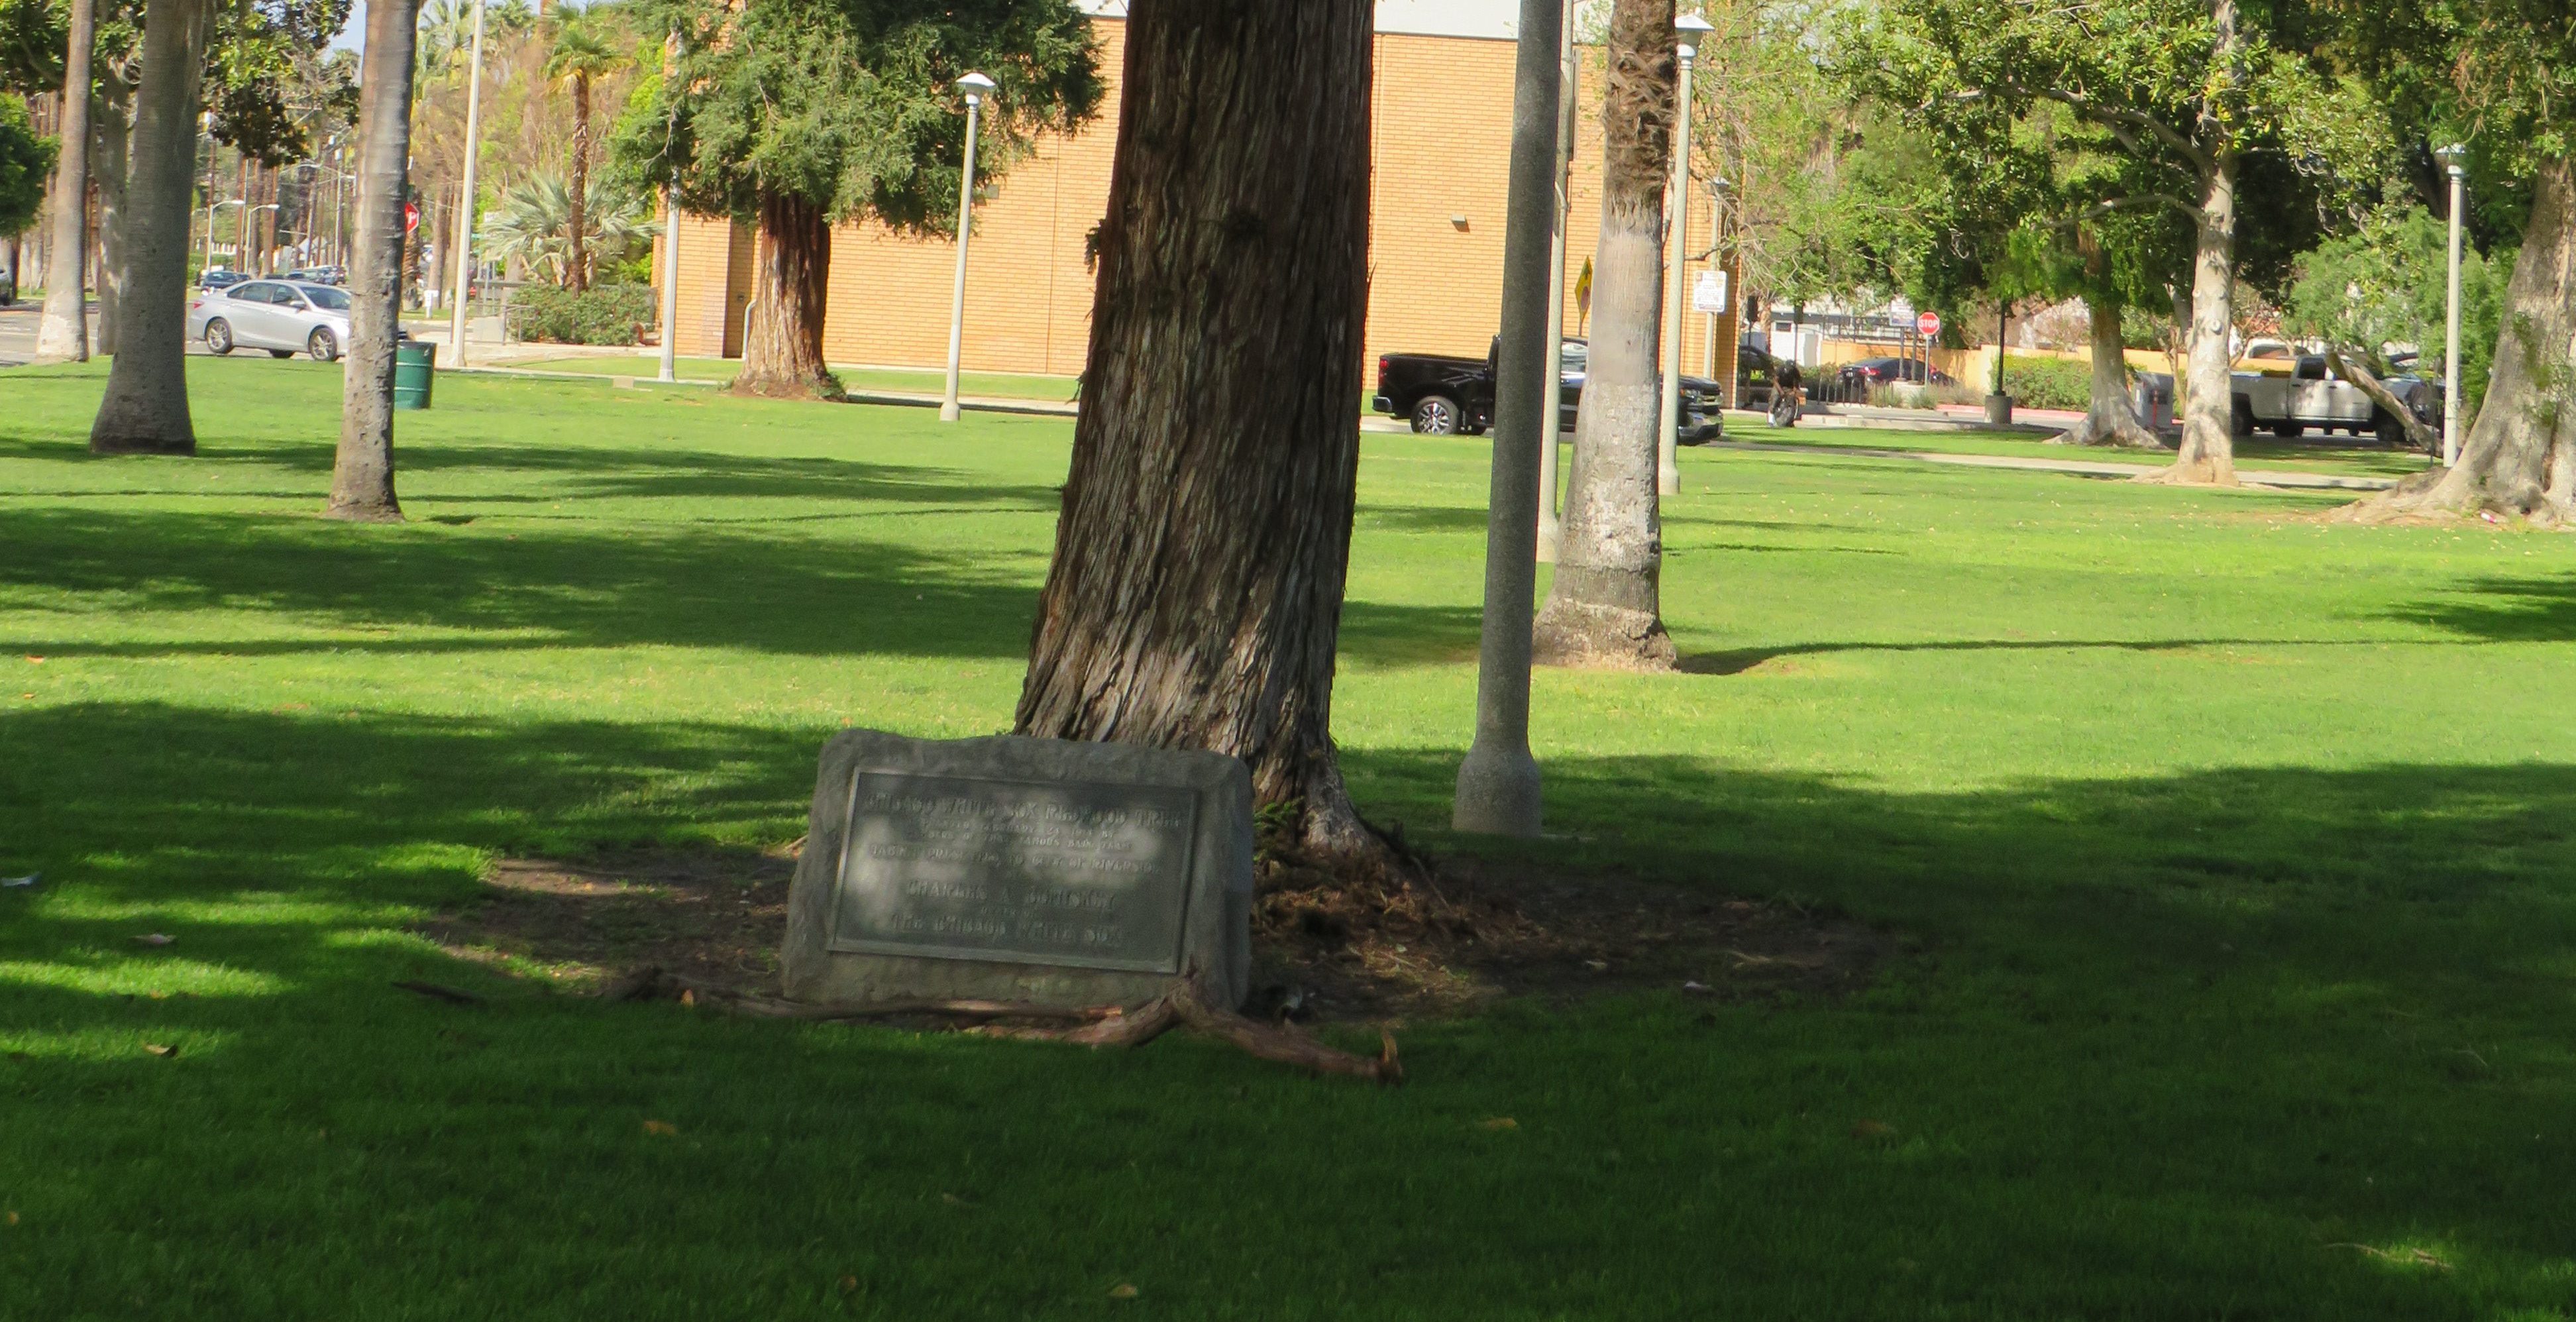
<box><xmin>2443</xmin><ymin>157</ymin><xmax>2466</xmax><ymax>467</ymax></box>
<box><xmin>1656</xmin><ymin>40</ymin><xmax>1696</xmax><ymax>496</ymax></box>
<box><xmin>1536</xmin><ymin>0</ymin><xmax>1577</xmax><ymax>565</ymax></box>
<box><xmin>1452</xmin><ymin>0</ymin><xmax>1562</xmax><ymax>838</ymax></box>
<box><xmin>447</xmin><ymin>0</ymin><xmax>487</xmax><ymax>367</ymax></box>
<box><xmin>940</xmin><ymin>87</ymin><xmax>985</xmax><ymax>423</ymax></box>
<box><xmin>658</xmin><ymin>186</ymin><xmax>681</xmax><ymax>382</ymax></box>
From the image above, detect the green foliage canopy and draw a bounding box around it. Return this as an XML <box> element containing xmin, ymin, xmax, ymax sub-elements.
<box><xmin>614</xmin><ymin>0</ymin><xmax>1102</xmax><ymax>234</ymax></box>
<box><xmin>0</xmin><ymin>89</ymin><xmax>52</xmax><ymax>233</ymax></box>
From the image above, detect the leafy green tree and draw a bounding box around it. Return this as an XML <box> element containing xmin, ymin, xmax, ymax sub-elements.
<box><xmin>2282</xmin><ymin>205</ymin><xmax>2508</xmax><ymax>448</ymax></box>
<box><xmin>1850</xmin><ymin>0</ymin><xmax>2374</xmax><ymax>485</ymax></box>
<box><xmin>616</xmin><ymin>0</ymin><xmax>1102</xmax><ymax>397</ymax></box>
<box><xmin>2320</xmin><ymin>0</ymin><xmax>2576</xmax><ymax>521</ymax></box>
<box><xmin>0</xmin><ymin>90</ymin><xmax>50</xmax><ymax>233</ymax></box>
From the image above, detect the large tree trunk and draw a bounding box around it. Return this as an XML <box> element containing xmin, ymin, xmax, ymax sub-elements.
<box><xmin>87</xmin><ymin>0</ymin><xmax>207</xmax><ymax>455</ymax></box>
<box><xmin>566</xmin><ymin>79</ymin><xmax>588</xmax><ymax>292</ymax></box>
<box><xmin>1532</xmin><ymin>0</ymin><xmax>1676</xmax><ymax>670</ymax></box>
<box><xmin>2351</xmin><ymin>156</ymin><xmax>2576</xmax><ymax>524</ymax></box>
<box><xmin>2151</xmin><ymin>144</ymin><xmax>2241</xmax><ymax>485</ymax></box>
<box><xmin>2050</xmin><ymin>296</ymin><xmax>2160</xmax><ymax>448</ymax></box>
<box><xmin>34</xmin><ymin>0</ymin><xmax>93</xmax><ymax>362</ymax></box>
<box><xmin>329</xmin><ymin>0</ymin><xmax>419</xmax><ymax>522</ymax></box>
<box><xmin>1014</xmin><ymin>0</ymin><xmax>1377</xmax><ymax>861</ymax></box>
<box><xmin>91</xmin><ymin>74</ymin><xmax>133</xmax><ymax>355</ymax></box>
<box><xmin>730</xmin><ymin>190</ymin><xmax>837</xmax><ymax>398</ymax></box>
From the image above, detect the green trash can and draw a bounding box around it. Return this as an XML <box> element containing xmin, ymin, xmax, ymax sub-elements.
<box><xmin>393</xmin><ymin>341</ymin><xmax>436</xmax><ymax>411</ymax></box>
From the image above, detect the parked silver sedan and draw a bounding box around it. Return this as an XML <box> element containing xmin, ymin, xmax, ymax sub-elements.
<box><xmin>186</xmin><ymin>279</ymin><xmax>353</xmax><ymax>361</ymax></box>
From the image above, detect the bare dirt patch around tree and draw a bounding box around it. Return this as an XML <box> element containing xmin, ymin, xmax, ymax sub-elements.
<box><xmin>416</xmin><ymin>840</ymin><xmax>1888</xmax><ymax>1024</ymax></box>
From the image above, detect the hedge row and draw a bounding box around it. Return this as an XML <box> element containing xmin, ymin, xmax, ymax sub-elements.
<box><xmin>510</xmin><ymin>284</ymin><xmax>657</xmax><ymax>347</ymax></box>
<box><xmin>2000</xmin><ymin>356</ymin><xmax>2096</xmax><ymax>412</ymax></box>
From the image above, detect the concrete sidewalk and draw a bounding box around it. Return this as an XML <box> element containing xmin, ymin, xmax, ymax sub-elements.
<box><xmin>1710</xmin><ymin>438</ymin><xmax>2398</xmax><ymax>491</ymax></box>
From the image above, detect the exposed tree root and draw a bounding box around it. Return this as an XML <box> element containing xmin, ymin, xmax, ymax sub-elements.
<box><xmin>2335</xmin><ymin>467</ymin><xmax>2573</xmax><ymax>529</ymax></box>
<box><xmin>607</xmin><ymin>965</ymin><xmax>1403</xmax><ymax>1085</ymax></box>
<box><xmin>2133</xmin><ymin>457</ymin><xmax>2240</xmax><ymax>487</ymax></box>
<box><xmin>726</xmin><ymin>372</ymin><xmax>845</xmax><ymax>402</ymax></box>
<box><xmin>2047</xmin><ymin>412</ymin><xmax>2166</xmax><ymax>449</ymax></box>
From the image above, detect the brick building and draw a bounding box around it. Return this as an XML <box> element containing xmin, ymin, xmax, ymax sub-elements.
<box><xmin>663</xmin><ymin>0</ymin><xmax>1739</xmax><ymax>388</ymax></box>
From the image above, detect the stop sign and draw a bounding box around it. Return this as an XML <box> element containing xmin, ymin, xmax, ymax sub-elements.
<box><xmin>1916</xmin><ymin>310</ymin><xmax>1943</xmax><ymax>337</ymax></box>
<box><xmin>403</xmin><ymin>201</ymin><xmax>420</xmax><ymax>235</ymax></box>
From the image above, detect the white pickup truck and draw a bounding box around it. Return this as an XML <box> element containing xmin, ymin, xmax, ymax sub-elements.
<box><xmin>2231</xmin><ymin>354</ymin><xmax>2442</xmax><ymax>450</ymax></box>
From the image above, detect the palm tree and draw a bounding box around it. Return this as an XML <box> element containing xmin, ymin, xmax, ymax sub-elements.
<box><xmin>542</xmin><ymin>7</ymin><xmax>622</xmax><ymax>291</ymax></box>
<box><xmin>478</xmin><ymin>172</ymin><xmax>654</xmax><ymax>284</ymax></box>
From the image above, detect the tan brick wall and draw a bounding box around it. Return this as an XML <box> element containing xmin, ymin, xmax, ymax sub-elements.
<box><xmin>667</xmin><ymin>21</ymin><xmax>1742</xmax><ymax>390</ymax></box>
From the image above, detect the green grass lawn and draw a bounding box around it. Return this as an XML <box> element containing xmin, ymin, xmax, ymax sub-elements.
<box><xmin>506</xmin><ymin>353</ymin><xmax>1082</xmax><ymax>402</ymax></box>
<box><xmin>4</xmin><ymin>357</ymin><xmax>2574</xmax><ymax>1319</ymax></box>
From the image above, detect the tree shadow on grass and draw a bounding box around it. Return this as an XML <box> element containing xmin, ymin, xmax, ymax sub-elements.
<box><xmin>3</xmin><ymin>703</ymin><xmax>2573</xmax><ymax>1315</ymax></box>
<box><xmin>2390</xmin><ymin>575</ymin><xmax>2576</xmax><ymax>643</ymax></box>
<box><xmin>0</xmin><ymin>506</ymin><xmax>1490</xmax><ymax>671</ymax></box>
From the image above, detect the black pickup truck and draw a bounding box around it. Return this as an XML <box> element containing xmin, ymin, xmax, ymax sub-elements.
<box><xmin>1372</xmin><ymin>337</ymin><xmax>1725</xmax><ymax>443</ymax></box>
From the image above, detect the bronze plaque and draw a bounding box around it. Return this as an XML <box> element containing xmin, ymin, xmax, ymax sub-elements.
<box><xmin>826</xmin><ymin>771</ymin><xmax>1199</xmax><ymax>973</ymax></box>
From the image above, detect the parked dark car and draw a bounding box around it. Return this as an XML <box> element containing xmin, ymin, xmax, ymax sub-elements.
<box><xmin>1373</xmin><ymin>337</ymin><xmax>1724</xmax><ymax>444</ymax></box>
<box><xmin>284</xmin><ymin>266</ymin><xmax>345</xmax><ymax>286</ymax></box>
<box><xmin>1836</xmin><ymin>356</ymin><xmax>1955</xmax><ymax>388</ymax></box>
<box><xmin>198</xmin><ymin>269</ymin><xmax>248</xmax><ymax>290</ymax></box>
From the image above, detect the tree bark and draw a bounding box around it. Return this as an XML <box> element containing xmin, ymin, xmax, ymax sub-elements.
<box><xmin>2049</xmin><ymin>296</ymin><xmax>2161</xmax><ymax>447</ymax></box>
<box><xmin>1532</xmin><ymin>0</ymin><xmax>1676</xmax><ymax>669</ymax></box>
<box><xmin>87</xmin><ymin>0</ymin><xmax>207</xmax><ymax>455</ymax></box>
<box><xmin>2324</xmin><ymin>347</ymin><xmax>2438</xmax><ymax>453</ymax></box>
<box><xmin>329</xmin><ymin>0</ymin><xmax>419</xmax><ymax>522</ymax></box>
<box><xmin>2148</xmin><ymin>0</ymin><xmax>2243</xmax><ymax>486</ymax></box>
<box><xmin>1014</xmin><ymin>0</ymin><xmax>1379</xmax><ymax>862</ymax></box>
<box><xmin>566</xmin><ymin>76</ymin><xmax>588</xmax><ymax>292</ymax></box>
<box><xmin>2349</xmin><ymin>156</ymin><xmax>2576</xmax><ymax>524</ymax></box>
<box><xmin>34</xmin><ymin>0</ymin><xmax>93</xmax><ymax>362</ymax></box>
<box><xmin>91</xmin><ymin>73</ymin><xmax>133</xmax><ymax>355</ymax></box>
<box><xmin>729</xmin><ymin>190</ymin><xmax>837</xmax><ymax>398</ymax></box>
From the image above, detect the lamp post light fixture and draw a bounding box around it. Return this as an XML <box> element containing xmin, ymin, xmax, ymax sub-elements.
<box><xmin>203</xmin><ymin>197</ymin><xmax>246</xmax><ymax>278</ymax></box>
<box><xmin>2438</xmin><ymin>141</ymin><xmax>2467</xmax><ymax>467</ymax></box>
<box><xmin>248</xmin><ymin>203</ymin><xmax>281</xmax><ymax>272</ymax></box>
<box><xmin>448</xmin><ymin>0</ymin><xmax>490</xmax><ymax>366</ymax></box>
<box><xmin>940</xmin><ymin>71</ymin><xmax>998</xmax><ymax>423</ymax></box>
<box><xmin>1452</xmin><ymin>0</ymin><xmax>1566</xmax><ymax>838</ymax></box>
<box><xmin>1657</xmin><ymin>13</ymin><xmax>1715</xmax><ymax>497</ymax></box>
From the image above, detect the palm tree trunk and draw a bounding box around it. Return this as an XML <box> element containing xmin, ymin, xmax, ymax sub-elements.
<box><xmin>731</xmin><ymin>190</ymin><xmax>837</xmax><ymax>398</ymax></box>
<box><xmin>34</xmin><ymin>0</ymin><xmax>93</xmax><ymax>361</ymax></box>
<box><xmin>566</xmin><ymin>78</ymin><xmax>588</xmax><ymax>292</ymax></box>
<box><xmin>91</xmin><ymin>74</ymin><xmax>133</xmax><ymax>355</ymax></box>
<box><xmin>329</xmin><ymin>0</ymin><xmax>420</xmax><ymax>522</ymax></box>
<box><xmin>1533</xmin><ymin>0</ymin><xmax>1678</xmax><ymax>670</ymax></box>
<box><xmin>87</xmin><ymin>0</ymin><xmax>208</xmax><ymax>455</ymax></box>
<box><xmin>1014</xmin><ymin>0</ymin><xmax>1379</xmax><ymax>861</ymax></box>
<box><xmin>2355</xmin><ymin>156</ymin><xmax>2576</xmax><ymax>523</ymax></box>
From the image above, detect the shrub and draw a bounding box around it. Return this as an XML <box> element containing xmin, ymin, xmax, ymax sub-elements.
<box><xmin>509</xmin><ymin>284</ymin><xmax>655</xmax><ymax>347</ymax></box>
<box><xmin>2000</xmin><ymin>355</ymin><xmax>2096</xmax><ymax>412</ymax></box>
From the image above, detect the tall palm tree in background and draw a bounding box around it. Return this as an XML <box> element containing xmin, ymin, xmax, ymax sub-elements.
<box><xmin>542</xmin><ymin>7</ymin><xmax>621</xmax><ymax>291</ymax></box>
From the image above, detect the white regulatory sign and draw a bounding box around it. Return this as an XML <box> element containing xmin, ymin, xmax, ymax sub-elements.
<box><xmin>1691</xmin><ymin>270</ymin><xmax>1729</xmax><ymax>315</ymax></box>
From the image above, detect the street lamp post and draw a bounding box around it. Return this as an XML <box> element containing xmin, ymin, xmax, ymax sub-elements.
<box><xmin>939</xmin><ymin>72</ymin><xmax>997</xmax><ymax>423</ymax></box>
<box><xmin>448</xmin><ymin>0</ymin><xmax>489</xmax><ymax>367</ymax></box>
<box><xmin>248</xmin><ymin>203</ymin><xmax>280</xmax><ymax>272</ymax></box>
<box><xmin>1537</xmin><ymin>0</ymin><xmax>1578</xmax><ymax>565</ymax></box>
<box><xmin>2438</xmin><ymin>142</ymin><xmax>2467</xmax><ymax>467</ymax></box>
<box><xmin>1656</xmin><ymin>13</ymin><xmax>1714</xmax><ymax>496</ymax></box>
<box><xmin>1452</xmin><ymin>0</ymin><xmax>1564</xmax><ymax>838</ymax></box>
<box><xmin>204</xmin><ymin>198</ymin><xmax>244</xmax><ymax>277</ymax></box>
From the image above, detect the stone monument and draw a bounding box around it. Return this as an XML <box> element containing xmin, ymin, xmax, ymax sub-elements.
<box><xmin>781</xmin><ymin>729</ymin><xmax>1254</xmax><ymax>1011</ymax></box>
